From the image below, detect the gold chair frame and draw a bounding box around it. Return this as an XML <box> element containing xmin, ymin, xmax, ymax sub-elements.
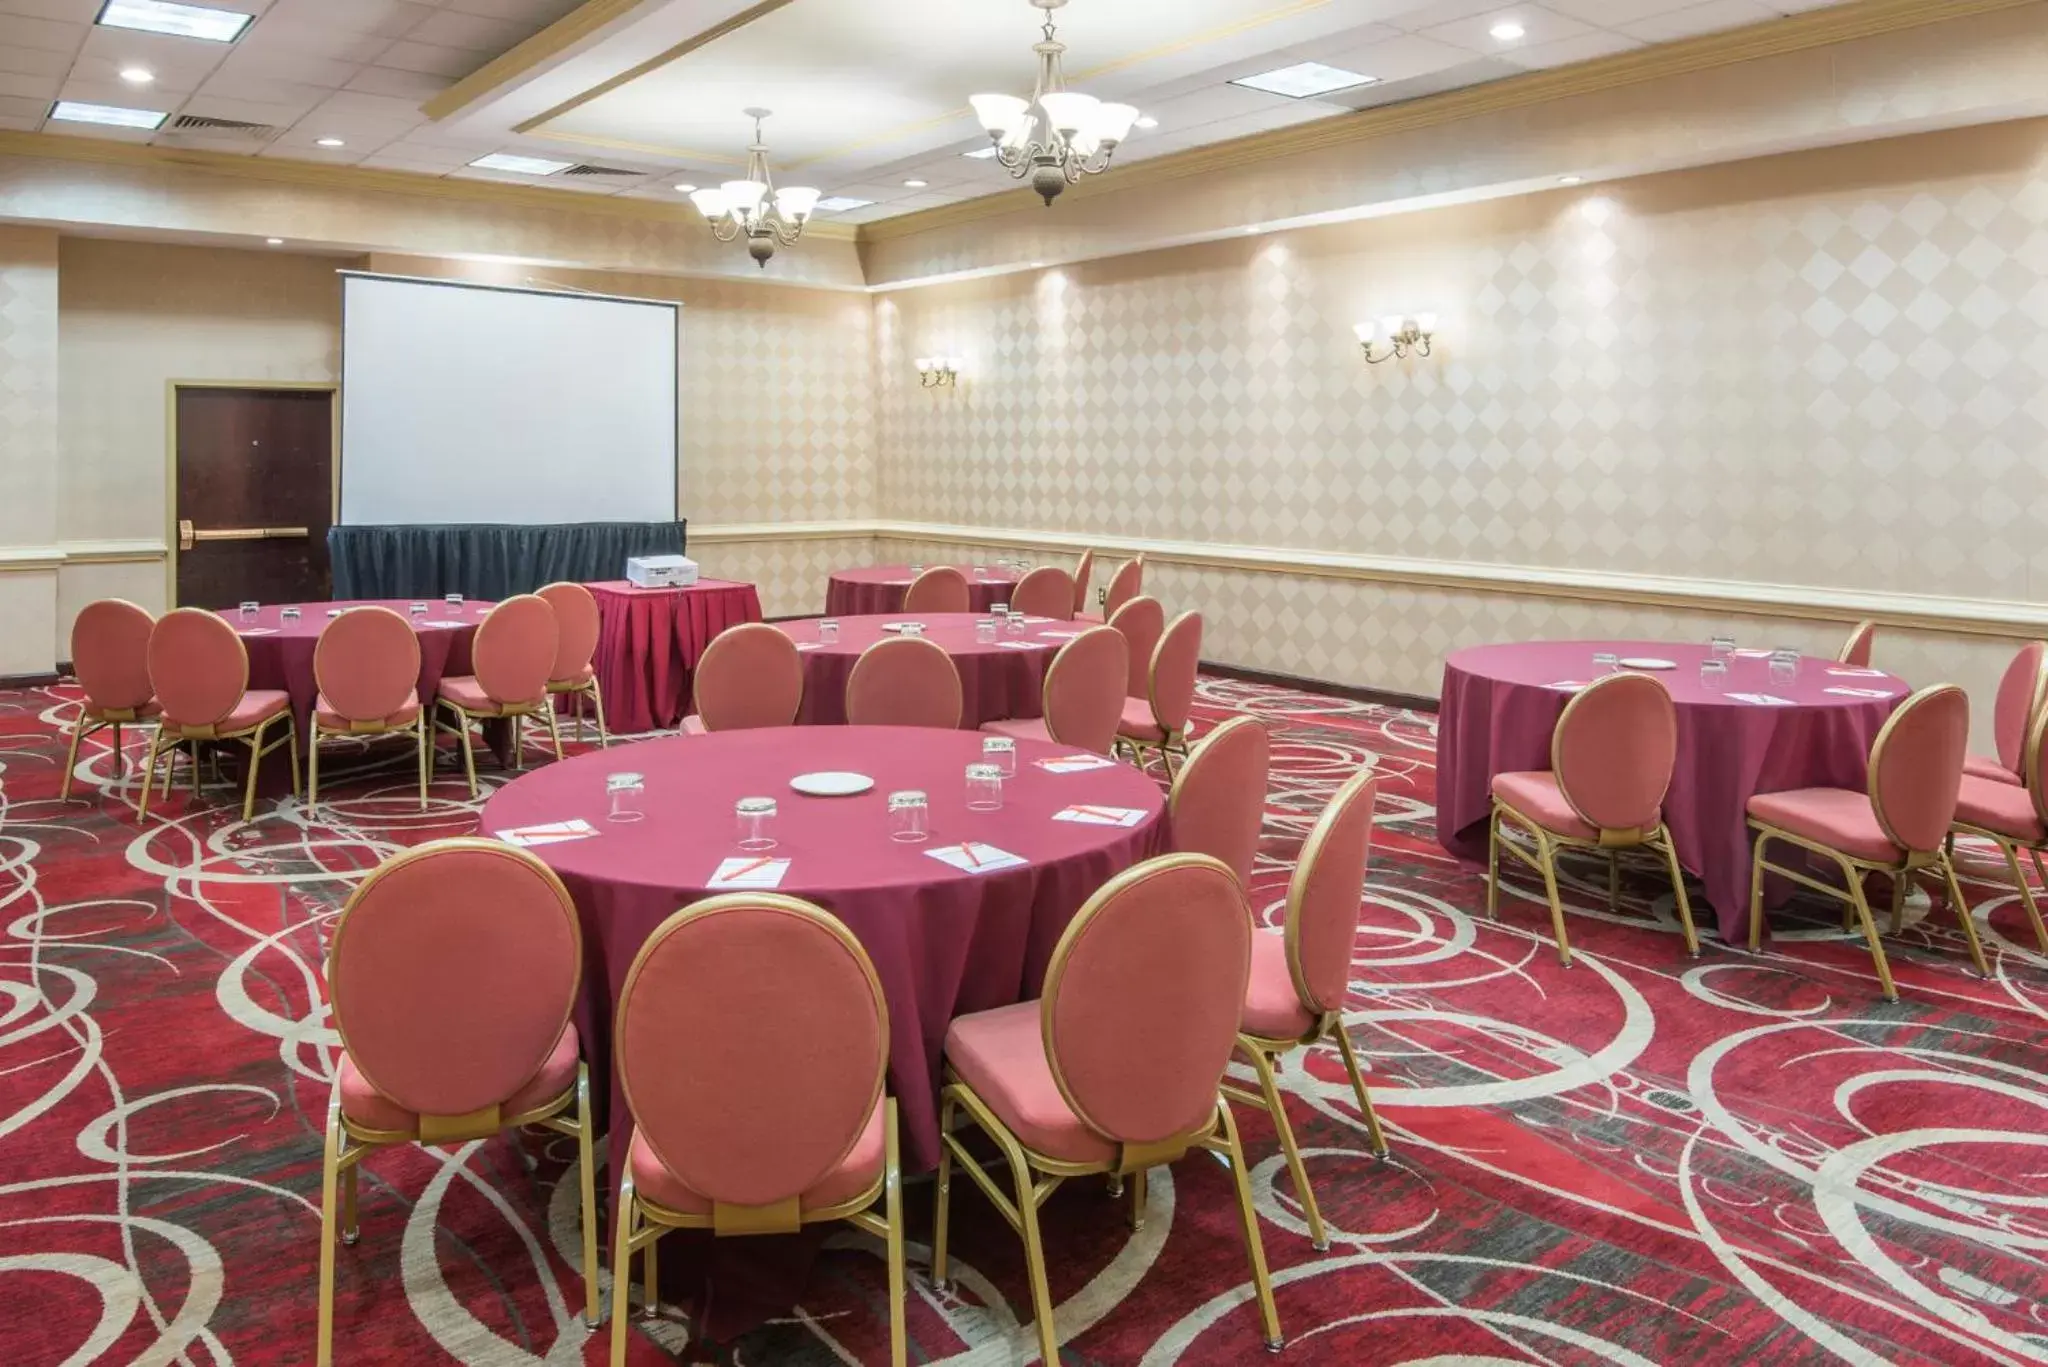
<box><xmin>931</xmin><ymin>857</ymin><xmax>1284</xmax><ymax>1361</ymax></box>
<box><xmin>61</xmin><ymin>702</ymin><xmax>153</xmax><ymax>802</ymax></box>
<box><xmin>1115</xmin><ymin>608</ymin><xmax>1197</xmax><ymax>780</ymax></box>
<box><xmin>310</xmin><ymin>710</ymin><xmax>431</xmax><ymax>813</ymax></box>
<box><xmin>432</xmin><ymin>695</ymin><xmax>562</xmax><ymax>798</ymax></box>
<box><xmin>607</xmin><ymin>895</ymin><xmax>906</xmax><ymax>1367</ymax></box>
<box><xmin>1837</xmin><ymin>619</ymin><xmax>1878</xmax><ymax>665</ymax></box>
<box><xmin>1948</xmin><ymin>702</ymin><xmax>2048</xmax><ymax>956</ymax></box>
<box><xmin>547</xmin><ymin>671</ymin><xmax>609</xmax><ymax>748</ymax></box>
<box><xmin>1484</xmin><ymin>678</ymin><xmax>1701</xmax><ymax>966</ymax></box>
<box><xmin>1746</xmin><ymin>685</ymin><xmax>1989</xmax><ymax>1001</ymax></box>
<box><xmin>137</xmin><ymin>620</ymin><xmax>301</xmax><ymax>823</ymax></box>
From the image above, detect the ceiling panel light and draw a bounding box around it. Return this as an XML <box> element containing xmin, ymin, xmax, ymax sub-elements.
<box><xmin>904</xmin><ymin>178</ymin><xmax>927</xmax><ymax>188</ymax></box>
<box><xmin>1559</xmin><ymin>175</ymin><xmax>1582</xmax><ymax>185</ymax></box>
<box><xmin>315</xmin><ymin>137</ymin><xmax>344</xmax><ymax>148</ymax></box>
<box><xmin>265</xmin><ymin>237</ymin><xmax>283</xmax><ymax>245</ymax></box>
<box><xmin>814</xmin><ymin>196</ymin><xmax>873</xmax><ymax>212</ymax></box>
<box><xmin>1490</xmin><ymin>19</ymin><xmax>1526</xmax><ymax>40</ymax></box>
<box><xmin>98</xmin><ymin>0</ymin><xmax>254</xmax><ymax>43</ymax></box>
<box><xmin>118</xmin><ymin>66</ymin><xmax>153</xmax><ymax>84</ymax></box>
<box><xmin>467</xmin><ymin>152</ymin><xmax>571</xmax><ymax>175</ymax></box>
<box><xmin>50</xmin><ymin>100</ymin><xmax>166</xmax><ymax>129</ymax></box>
<box><xmin>1230</xmin><ymin>62</ymin><xmax>1375</xmax><ymax>99</ymax></box>
<box><xmin>1135</xmin><ymin>115</ymin><xmax>1158</xmax><ymax>129</ymax></box>
<box><xmin>672</xmin><ymin>182</ymin><xmax>696</xmax><ymax>193</ymax></box>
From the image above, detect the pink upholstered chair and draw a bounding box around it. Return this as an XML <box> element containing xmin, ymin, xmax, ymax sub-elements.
<box><xmin>934</xmin><ymin>854</ymin><xmax>1282</xmax><ymax>1360</ymax></box>
<box><xmin>316</xmin><ymin>838</ymin><xmax>597</xmax><ymax>1365</ymax></box>
<box><xmin>62</xmin><ymin>598</ymin><xmax>158</xmax><ymax>802</ymax></box>
<box><xmin>1108</xmin><ymin>595</ymin><xmax>1164</xmax><ymax>700</ymax></box>
<box><xmin>846</xmin><ymin>636</ymin><xmax>963</xmax><ymax>729</ymax></box>
<box><xmin>1487</xmin><ymin>672</ymin><xmax>1700</xmax><ymax>965</ymax></box>
<box><xmin>1079</xmin><ymin>555</ymin><xmax>1143</xmax><ymax>624</ymax></box>
<box><xmin>608</xmin><ymin>894</ymin><xmax>905</xmax><ymax>1367</ymax></box>
<box><xmin>1962</xmin><ymin>641</ymin><xmax>2046</xmax><ymax>787</ymax></box>
<box><xmin>140</xmin><ymin>607</ymin><xmax>299</xmax><ymax>822</ymax></box>
<box><xmin>1009</xmin><ymin>566</ymin><xmax>1075</xmax><ymax>621</ymax></box>
<box><xmin>682</xmin><ymin>623</ymin><xmax>805</xmax><ymax>734</ymax></box>
<box><xmin>1168</xmin><ymin>715</ymin><xmax>1269</xmax><ymax>886</ymax></box>
<box><xmin>433</xmin><ymin>594</ymin><xmax>559</xmax><ymax>797</ymax></box>
<box><xmin>1837</xmin><ymin>621</ymin><xmax>1877</xmax><ymax>668</ymax></box>
<box><xmin>538</xmin><ymin>581</ymin><xmax>608</xmax><ymax>747</ymax></box>
<box><xmin>1071</xmin><ymin>549</ymin><xmax>1095</xmax><ymax>617</ymax></box>
<box><xmin>1228</xmin><ymin>769</ymin><xmax>1389</xmax><ymax>1251</ymax></box>
<box><xmin>1951</xmin><ymin>702</ymin><xmax>2048</xmax><ymax>954</ymax></box>
<box><xmin>1117</xmin><ymin>609</ymin><xmax>1202</xmax><ymax>777</ymax></box>
<box><xmin>904</xmin><ymin>565</ymin><xmax>971</xmax><ymax>615</ymax></box>
<box><xmin>980</xmin><ymin>626</ymin><xmax>1127</xmax><ymax>754</ymax></box>
<box><xmin>310</xmin><ymin>607</ymin><xmax>426</xmax><ymax>812</ymax></box>
<box><xmin>1747</xmin><ymin>683</ymin><xmax>1987</xmax><ymax>1000</ymax></box>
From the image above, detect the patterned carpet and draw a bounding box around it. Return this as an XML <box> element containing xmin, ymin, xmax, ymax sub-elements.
<box><xmin>3</xmin><ymin>675</ymin><xmax>2046</xmax><ymax>1366</ymax></box>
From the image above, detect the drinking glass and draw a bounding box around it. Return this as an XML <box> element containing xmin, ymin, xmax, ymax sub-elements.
<box><xmin>991</xmin><ymin>601</ymin><xmax>1010</xmax><ymax>618</ymax></box>
<box><xmin>976</xmin><ymin>618</ymin><xmax>998</xmax><ymax>644</ymax></box>
<box><xmin>909</xmin><ymin>562</ymin><xmax>925</xmax><ymax>575</ymax></box>
<box><xmin>238</xmin><ymin>601</ymin><xmax>258</xmax><ymax>620</ymax></box>
<box><xmin>409</xmin><ymin>602</ymin><xmax>429</xmax><ymax>617</ymax></box>
<box><xmin>901</xmin><ymin>621</ymin><xmax>926</xmax><ymax>637</ymax></box>
<box><xmin>1006</xmin><ymin>612</ymin><xmax>1026</xmax><ymax>635</ymax></box>
<box><xmin>819</xmin><ymin>618</ymin><xmax>839</xmax><ymax>643</ymax></box>
<box><xmin>966</xmin><ymin>763</ymin><xmax>1004</xmax><ymax>811</ymax></box>
<box><xmin>888</xmin><ymin>790</ymin><xmax>929</xmax><ymax>843</ymax></box>
<box><xmin>1700</xmin><ymin>659</ymin><xmax>1728</xmax><ymax>693</ymax></box>
<box><xmin>1593</xmin><ymin>652</ymin><xmax>1619</xmax><ymax>675</ymax></box>
<box><xmin>982</xmin><ymin>735</ymin><xmax>1017</xmax><ymax>778</ymax></box>
<box><xmin>1769</xmin><ymin>650</ymin><xmax>1799</xmax><ymax>685</ymax></box>
<box><xmin>280</xmin><ymin>606</ymin><xmax>301</xmax><ymax>621</ymax></box>
<box><xmin>1709</xmin><ymin>635</ymin><xmax>1735</xmax><ymax>659</ymax></box>
<box><xmin>735</xmin><ymin>796</ymin><xmax>777</xmax><ymax>851</ymax></box>
<box><xmin>607</xmin><ymin>772</ymin><xmax>645</xmax><ymax>823</ymax></box>
<box><xmin>444</xmin><ymin>593</ymin><xmax>463</xmax><ymax>609</ymax></box>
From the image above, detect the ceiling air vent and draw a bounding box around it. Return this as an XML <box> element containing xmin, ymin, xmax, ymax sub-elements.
<box><xmin>167</xmin><ymin>113</ymin><xmax>277</xmax><ymax>139</ymax></box>
<box><xmin>562</xmin><ymin>163</ymin><xmax>642</xmax><ymax>178</ymax></box>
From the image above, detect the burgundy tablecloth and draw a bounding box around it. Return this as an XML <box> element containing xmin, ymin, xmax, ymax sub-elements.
<box><xmin>780</xmin><ymin>613</ymin><xmax>1063</xmax><ymax>728</ymax></box>
<box><xmin>1436</xmin><ymin>640</ymin><xmax>1907</xmax><ymax>943</ymax></box>
<box><xmin>824</xmin><ymin>564</ymin><xmax>1018</xmax><ymax>617</ymax></box>
<box><xmin>588</xmin><ymin>579</ymin><xmax>763</xmax><ymax>734</ymax></box>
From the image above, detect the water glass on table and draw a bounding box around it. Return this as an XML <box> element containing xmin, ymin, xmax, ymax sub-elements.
<box><xmin>1709</xmin><ymin>635</ymin><xmax>1735</xmax><ymax>659</ymax></box>
<box><xmin>965</xmin><ymin>763</ymin><xmax>1004</xmax><ymax>812</ymax></box>
<box><xmin>991</xmin><ymin>601</ymin><xmax>1010</xmax><ymax>618</ymax></box>
<box><xmin>281</xmin><ymin>606</ymin><xmax>301</xmax><ymax>622</ymax></box>
<box><xmin>976</xmin><ymin>618</ymin><xmax>998</xmax><ymax>644</ymax></box>
<box><xmin>982</xmin><ymin>735</ymin><xmax>1017</xmax><ymax>777</ymax></box>
<box><xmin>1769</xmin><ymin>649</ymin><xmax>1800</xmax><ymax>685</ymax></box>
<box><xmin>1700</xmin><ymin>658</ymin><xmax>1728</xmax><ymax>693</ymax></box>
<box><xmin>819</xmin><ymin>618</ymin><xmax>839</xmax><ymax>644</ymax></box>
<box><xmin>239</xmin><ymin>601</ymin><xmax>259</xmax><ymax>621</ymax></box>
<box><xmin>445</xmin><ymin>593</ymin><xmax>464</xmax><ymax>609</ymax></box>
<box><xmin>1005</xmin><ymin>612</ymin><xmax>1026</xmax><ymax>635</ymax></box>
<box><xmin>735</xmin><ymin>796</ymin><xmax>777</xmax><ymax>851</ymax></box>
<box><xmin>888</xmin><ymin>790</ymin><xmax>929</xmax><ymax>843</ymax></box>
<box><xmin>409</xmin><ymin>602</ymin><xmax>428</xmax><ymax>617</ymax></box>
<box><xmin>1593</xmin><ymin>651</ymin><xmax>1619</xmax><ymax>675</ymax></box>
<box><xmin>607</xmin><ymin>772</ymin><xmax>645</xmax><ymax>823</ymax></box>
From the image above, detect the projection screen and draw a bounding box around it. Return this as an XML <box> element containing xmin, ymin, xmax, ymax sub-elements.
<box><xmin>339</xmin><ymin>273</ymin><xmax>679</xmax><ymax>525</ymax></box>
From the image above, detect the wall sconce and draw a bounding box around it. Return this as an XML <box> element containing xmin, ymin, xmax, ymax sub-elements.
<box><xmin>916</xmin><ymin>356</ymin><xmax>962</xmax><ymax>387</ymax></box>
<box><xmin>1355</xmin><ymin>313</ymin><xmax>1436</xmax><ymax>364</ymax></box>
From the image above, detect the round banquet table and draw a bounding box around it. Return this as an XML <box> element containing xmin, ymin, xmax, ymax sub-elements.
<box><xmin>478</xmin><ymin>725</ymin><xmax>1168</xmax><ymax>1179</ymax></box>
<box><xmin>1436</xmin><ymin>641</ymin><xmax>1909</xmax><ymax>943</ymax></box>
<box><xmin>780</xmin><ymin>613</ymin><xmax>1073</xmax><ymax>728</ymax></box>
<box><xmin>824</xmin><ymin>563</ymin><xmax>1019</xmax><ymax>617</ymax></box>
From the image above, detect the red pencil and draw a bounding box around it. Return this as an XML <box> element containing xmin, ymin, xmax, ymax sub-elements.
<box><xmin>724</xmin><ymin>856</ymin><xmax>775</xmax><ymax>881</ymax></box>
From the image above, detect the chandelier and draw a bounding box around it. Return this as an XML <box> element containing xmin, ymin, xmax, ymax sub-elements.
<box><xmin>687</xmin><ymin>109</ymin><xmax>820</xmax><ymax>267</ymax></box>
<box><xmin>970</xmin><ymin>0</ymin><xmax>1138</xmax><ymax>206</ymax></box>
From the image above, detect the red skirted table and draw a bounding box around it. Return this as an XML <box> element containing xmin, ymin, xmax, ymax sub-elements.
<box><xmin>824</xmin><ymin>563</ymin><xmax>1018</xmax><ymax>617</ymax></box>
<box><xmin>587</xmin><ymin>579</ymin><xmax>762</xmax><ymax>734</ymax></box>
<box><xmin>779</xmin><ymin>613</ymin><xmax>1070</xmax><ymax>728</ymax></box>
<box><xmin>1435</xmin><ymin>640</ymin><xmax>1907</xmax><ymax>943</ymax></box>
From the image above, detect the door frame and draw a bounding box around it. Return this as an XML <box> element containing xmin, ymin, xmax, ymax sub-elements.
<box><xmin>165</xmin><ymin>379</ymin><xmax>340</xmax><ymax>608</ymax></box>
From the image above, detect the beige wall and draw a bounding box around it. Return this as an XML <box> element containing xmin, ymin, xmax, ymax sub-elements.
<box><xmin>0</xmin><ymin>225</ymin><xmax>59</xmax><ymax>675</ymax></box>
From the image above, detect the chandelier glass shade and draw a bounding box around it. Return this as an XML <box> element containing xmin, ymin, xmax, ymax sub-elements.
<box><xmin>970</xmin><ymin>0</ymin><xmax>1138</xmax><ymax>206</ymax></box>
<box><xmin>687</xmin><ymin>109</ymin><xmax>820</xmax><ymax>266</ymax></box>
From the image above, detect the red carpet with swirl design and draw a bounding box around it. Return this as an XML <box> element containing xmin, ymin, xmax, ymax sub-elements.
<box><xmin>3</xmin><ymin>676</ymin><xmax>2045</xmax><ymax>1365</ymax></box>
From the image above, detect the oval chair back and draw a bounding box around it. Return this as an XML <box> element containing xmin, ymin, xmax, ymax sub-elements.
<box><xmin>1868</xmin><ymin>684</ymin><xmax>1969</xmax><ymax>854</ymax></box>
<box><xmin>473</xmin><ymin>595</ymin><xmax>558</xmax><ymax>707</ymax></box>
<box><xmin>1071</xmin><ymin>550</ymin><xmax>1095</xmax><ymax>617</ymax></box>
<box><xmin>617</xmin><ymin>895</ymin><xmax>886</xmax><ymax>1208</ymax></box>
<box><xmin>1010</xmin><ymin>566</ymin><xmax>1075</xmax><ymax>621</ymax></box>
<box><xmin>846</xmin><ymin>636</ymin><xmax>962</xmax><ymax>729</ymax></box>
<box><xmin>1838</xmin><ymin>620</ymin><xmax>1877</xmax><ymax>667</ymax></box>
<box><xmin>1991</xmin><ymin>641</ymin><xmax>2047</xmax><ymax>773</ymax></box>
<box><xmin>1108</xmin><ymin>596</ymin><xmax>1164</xmax><ymax>698</ymax></box>
<box><xmin>1167</xmin><ymin>715</ymin><xmax>1269</xmax><ymax>886</ymax></box>
<box><xmin>1550</xmin><ymin>671</ymin><xmax>1676</xmax><ymax>833</ymax></box>
<box><xmin>1147</xmin><ymin>611</ymin><xmax>1204</xmax><ymax>737</ymax></box>
<box><xmin>72</xmin><ymin>598</ymin><xmax>156</xmax><ymax>714</ymax></box>
<box><xmin>1101</xmin><ymin>557</ymin><xmax>1144</xmax><ymax>619</ymax></box>
<box><xmin>536</xmin><ymin>582</ymin><xmax>601</xmax><ymax>685</ymax></box>
<box><xmin>1285</xmin><ymin>769</ymin><xmax>1379</xmax><ymax>1015</ymax></box>
<box><xmin>315</xmin><ymin>607</ymin><xmax>421</xmax><ymax>724</ymax></box>
<box><xmin>1040</xmin><ymin>626</ymin><xmax>1127</xmax><ymax>754</ymax></box>
<box><xmin>694</xmin><ymin>624</ymin><xmax>805</xmax><ymax>731</ymax></box>
<box><xmin>904</xmin><ymin>566</ymin><xmax>970</xmax><ymax>615</ymax></box>
<box><xmin>147</xmin><ymin>608</ymin><xmax>250</xmax><ymax>728</ymax></box>
<box><xmin>328</xmin><ymin>839</ymin><xmax>581</xmax><ymax>1121</ymax></box>
<box><xmin>2025</xmin><ymin>705</ymin><xmax>2048</xmax><ymax>830</ymax></box>
<box><xmin>1042</xmin><ymin>854</ymin><xmax>1252</xmax><ymax>1147</ymax></box>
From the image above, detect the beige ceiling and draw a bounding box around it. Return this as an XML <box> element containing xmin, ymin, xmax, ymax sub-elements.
<box><xmin>0</xmin><ymin>0</ymin><xmax>1866</xmax><ymax>218</ymax></box>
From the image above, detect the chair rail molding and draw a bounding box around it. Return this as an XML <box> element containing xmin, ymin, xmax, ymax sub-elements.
<box><xmin>0</xmin><ymin>541</ymin><xmax>170</xmax><ymax>572</ymax></box>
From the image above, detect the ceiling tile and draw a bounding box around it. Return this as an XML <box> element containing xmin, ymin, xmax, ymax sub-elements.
<box><xmin>0</xmin><ymin>70</ymin><xmax>59</xmax><ymax>99</ymax></box>
<box><xmin>0</xmin><ymin>44</ymin><xmax>70</xmax><ymax>79</ymax></box>
<box><xmin>180</xmin><ymin>91</ymin><xmax>324</xmax><ymax>124</ymax></box>
<box><xmin>210</xmin><ymin>46</ymin><xmax>359</xmax><ymax>89</ymax></box>
<box><xmin>0</xmin><ymin>0</ymin><xmax>101</xmax><ymax>20</ymax></box>
<box><xmin>302</xmin><ymin>88</ymin><xmax>428</xmax><ymax>134</ymax></box>
<box><xmin>259</xmin><ymin>0</ymin><xmax>431</xmax><ymax>39</ymax></box>
<box><xmin>372</xmin><ymin>39</ymin><xmax>488</xmax><ymax>78</ymax></box>
<box><xmin>0</xmin><ymin>13</ymin><xmax>85</xmax><ymax>54</ymax></box>
<box><xmin>0</xmin><ymin>92</ymin><xmax>50</xmax><ymax>119</ymax></box>
<box><xmin>1620</xmin><ymin>0</ymin><xmax>1785</xmax><ymax>41</ymax></box>
<box><xmin>1417</xmin><ymin>5</ymin><xmax>1597</xmax><ymax>55</ymax></box>
<box><xmin>1544</xmin><ymin>0</ymin><xmax>1699</xmax><ymax>21</ymax></box>
<box><xmin>232</xmin><ymin>20</ymin><xmax>396</xmax><ymax>65</ymax></box>
<box><xmin>1504</xmin><ymin>29</ymin><xmax>1645</xmax><ymax>69</ymax></box>
<box><xmin>440</xmin><ymin>0</ymin><xmax>578</xmax><ymax>21</ymax></box>
<box><xmin>1318</xmin><ymin>31</ymin><xmax>1486</xmax><ymax>85</ymax></box>
<box><xmin>343</xmin><ymin>64</ymin><xmax>452</xmax><ymax>99</ymax></box>
<box><xmin>403</xmin><ymin>8</ymin><xmax>537</xmax><ymax>53</ymax></box>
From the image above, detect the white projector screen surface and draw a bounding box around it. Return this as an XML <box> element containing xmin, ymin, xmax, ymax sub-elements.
<box><xmin>340</xmin><ymin>273</ymin><xmax>679</xmax><ymax>525</ymax></box>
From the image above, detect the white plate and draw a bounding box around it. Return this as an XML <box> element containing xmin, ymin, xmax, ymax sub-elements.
<box><xmin>1619</xmin><ymin>657</ymin><xmax>1677</xmax><ymax>670</ymax></box>
<box><xmin>790</xmin><ymin>771</ymin><xmax>875</xmax><ymax>797</ymax></box>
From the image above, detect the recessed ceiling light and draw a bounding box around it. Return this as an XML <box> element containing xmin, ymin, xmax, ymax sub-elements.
<box><xmin>1230</xmin><ymin>62</ymin><xmax>1376</xmax><ymax>99</ymax></box>
<box><xmin>98</xmin><ymin>0</ymin><xmax>254</xmax><ymax>43</ymax></box>
<box><xmin>1134</xmin><ymin>115</ymin><xmax>1158</xmax><ymax>129</ymax></box>
<box><xmin>962</xmin><ymin>146</ymin><xmax>1000</xmax><ymax>159</ymax></box>
<box><xmin>814</xmin><ymin>196</ymin><xmax>873</xmax><ymax>212</ymax></box>
<box><xmin>315</xmin><ymin>137</ymin><xmax>344</xmax><ymax>148</ymax></box>
<box><xmin>118</xmin><ymin>66</ymin><xmax>153</xmax><ymax>85</ymax></box>
<box><xmin>49</xmin><ymin>100</ymin><xmax>166</xmax><ymax>129</ymax></box>
<box><xmin>265</xmin><ymin>237</ymin><xmax>283</xmax><ymax>245</ymax></box>
<box><xmin>467</xmin><ymin>152</ymin><xmax>572</xmax><ymax>176</ymax></box>
<box><xmin>904</xmin><ymin>178</ymin><xmax>928</xmax><ymax>188</ymax></box>
<box><xmin>1559</xmin><ymin>175</ymin><xmax>1582</xmax><ymax>185</ymax></box>
<box><xmin>1490</xmin><ymin>19</ymin><xmax>1526</xmax><ymax>41</ymax></box>
<box><xmin>673</xmin><ymin>182</ymin><xmax>697</xmax><ymax>193</ymax></box>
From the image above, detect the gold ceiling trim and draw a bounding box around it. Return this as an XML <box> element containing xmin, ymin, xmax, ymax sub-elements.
<box><xmin>423</xmin><ymin>0</ymin><xmax>650</xmax><ymax>122</ymax></box>
<box><xmin>0</xmin><ymin>131</ymin><xmax>856</xmax><ymax>241</ymax></box>
<box><xmin>857</xmin><ymin>0</ymin><xmax>2043</xmax><ymax>244</ymax></box>
<box><xmin>523</xmin><ymin>129</ymin><xmax>747</xmax><ymax>167</ymax></box>
<box><xmin>516</xmin><ymin>0</ymin><xmax>800</xmax><ymax>134</ymax></box>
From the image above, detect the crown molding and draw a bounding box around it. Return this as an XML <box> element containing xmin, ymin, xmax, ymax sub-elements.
<box><xmin>516</xmin><ymin>0</ymin><xmax>797</xmax><ymax>135</ymax></box>
<box><xmin>422</xmin><ymin>0</ymin><xmax>649</xmax><ymax>122</ymax></box>
<box><xmin>856</xmin><ymin>0</ymin><xmax>2043</xmax><ymax>245</ymax></box>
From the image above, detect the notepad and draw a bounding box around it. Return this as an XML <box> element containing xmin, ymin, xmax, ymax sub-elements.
<box><xmin>1827</xmin><ymin>667</ymin><xmax>1886</xmax><ymax>678</ymax></box>
<box><xmin>1038</xmin><ymin>630</ymin><xmax>1082</xmax><ymax>640</ymax></box>
<box><xmin>707</xmin><ymin>856</ymin><xmax>791</xmax><ymax>889</ymax></box>
<box><xmin>422</xmin><ymin>619</ymin><xmax>469</xmax><ymax>628</ymax></box>
<box><xmin>926</xmin><ymin>842</ymin><xmax>1027</xmax><ymax>874</ymax></box>
<box><xmin>1825</xmin><ymin>686</ymin><xmax>1894</xmax><ymax>699</ymax></box>
<box><xmin>997</xmin><ymin>639</ymin><xmax>1052</xmax><ymax>650</ymax></box>
<box><xmin>1054</xmin><ymin>804</ymin><xmax>1148</xmax><ymax>828</ymax></box>
<box><xmin>236</xmin><ymin>627</ymin><xmax>279</xmax><ymax>637</ymax></box>
<box><xmin>1036</xmin><ymin>753</ymin><xmax>1117</xmax><ymax>773</ymax></box>
<box><xmin>1022</xmin><ymin>616</ymin><xmax>1057</xmax><ymax>624</ymax></box>
<box><xmin>1727</xmin><ymin>692</ymin><xmax>1795</xmax><ymax>706</ymax></box>
<box><xmin>1542</xmin><ymin>680</ymin><xmax>1587</xmax><ymax>692</ymax></box>
<box><xmin>794</xmin><ymin>642</ymin><xmax>824</xmax><ymax>652</ymax></box>
<box><xmin>495</xmin><ymin>818</ymin><xmax>599</xmax><ymax>848</ymax></box>
<box><xmin>1731</xmin><ymin>648</ymin><xmax>1776</xmax><ymax>658</ymax></box>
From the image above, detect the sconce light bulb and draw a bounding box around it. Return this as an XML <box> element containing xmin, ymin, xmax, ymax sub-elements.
<box><xmin>1353</xmin><ymin>321</ymin><xmax>1376</xmax><ymax>342</ymax></box>
<box><xmin>916</xmin><ymin>357</ymin><xmax>932</xmax><ymax>373</ymax></box>
<box><xmin>1416</xmin><ymin>312</ymin><xmax>1438</xmax><ymax>335</ymax></box>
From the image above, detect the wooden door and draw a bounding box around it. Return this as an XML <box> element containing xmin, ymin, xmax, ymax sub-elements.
<box><xmin>174</xmin><ymin>387</ymin><xmax>334</xmax><ymax>609</ymax></box>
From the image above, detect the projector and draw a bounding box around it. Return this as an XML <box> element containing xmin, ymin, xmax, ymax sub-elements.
<box><xmin>626</xmin><ymin>554</ymin><xmax>698</xmax><ymax>588</ymax></box>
